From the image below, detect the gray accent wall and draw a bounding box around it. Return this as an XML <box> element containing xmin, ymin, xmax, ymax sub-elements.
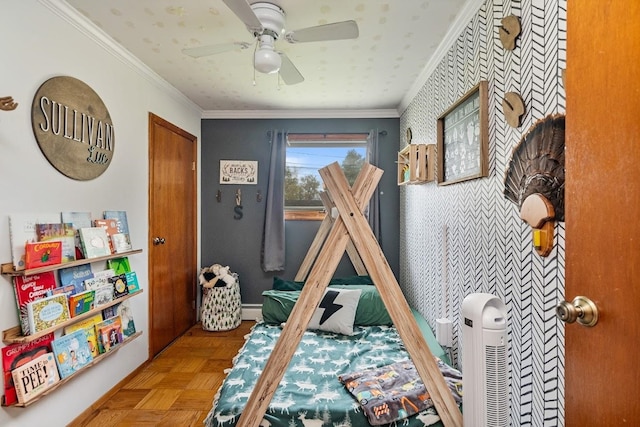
<box><xmin>400</xmin><ymin>0</ymin><xmax>566</xmax><ymax>425</ymax></box>
<box><xmin>201</xmin><ymin>118</ymin><xmax>400</xmax><ymax>304</ymax></box>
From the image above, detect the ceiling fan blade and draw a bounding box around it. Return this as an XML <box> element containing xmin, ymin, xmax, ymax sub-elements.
<box><xmin>222</xmin><ymin>0</ymin><xmax>263</xmax><ymax>33</ymax></box>
<box><xmin>278</xmin><ymin>53</ymin><xmax>304</xmax><ymax>85</ymax></box>
<box><xmin>285</xmin><ymin>20</ymin><xmax>359</xmax><ymax>43</ymax></box>
<box><xmin>182</xmin><ymin>42</ymin><xmax>250</xmax><ymax>58</ymax></box>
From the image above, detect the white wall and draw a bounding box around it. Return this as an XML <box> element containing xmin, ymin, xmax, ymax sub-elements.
<box><xmin>0</xmin><ymin>1</ymin><xmax>201</xmax><ymax>425</ymax></box>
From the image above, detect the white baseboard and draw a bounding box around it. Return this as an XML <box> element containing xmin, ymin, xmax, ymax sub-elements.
<box><xmin>242</xmin><ymin>304</ymin><xmax>262</xmax><ymax>321</ymax></box>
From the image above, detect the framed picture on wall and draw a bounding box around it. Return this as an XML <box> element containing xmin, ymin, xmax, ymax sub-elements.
<box><xmin>219</xmin><ymin>160</ymin><xmax>258</xmax><ymax>184</ymax></box>
<box><xmin>436</xmin><ymin>81</ymin><xmax>489</xmax><ymax>185</ymax></box>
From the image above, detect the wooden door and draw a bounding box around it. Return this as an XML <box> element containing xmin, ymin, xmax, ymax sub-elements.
<box><xmin>565</xmin><ymin>1</ymin><xmax>640</xmax><ymax>424</ymax></box>
<box><xmin>148</xmin><ymin>113</ymin><xmax>197</xmax><ymax>357</ymax></box>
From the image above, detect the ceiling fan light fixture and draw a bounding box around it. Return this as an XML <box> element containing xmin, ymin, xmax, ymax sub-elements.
<box><xmin>254</xmin><ymin>35</ymin><xmax>281</xmax><ymax>74</ymax></box>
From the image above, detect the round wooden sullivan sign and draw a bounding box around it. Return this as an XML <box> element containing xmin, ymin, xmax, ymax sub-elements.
<box><xmin>31</xmin><ymin>76</ymin><xmax>114</xmax><ymax>180</ymax></box>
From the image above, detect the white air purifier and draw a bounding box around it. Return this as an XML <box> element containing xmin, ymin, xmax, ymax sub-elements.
<box><xmin>461</xmin><ymin>293</ymin><xmax>509</xmax><ymax>427</ymax></box>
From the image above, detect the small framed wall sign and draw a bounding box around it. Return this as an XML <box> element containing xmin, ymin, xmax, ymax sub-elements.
<box><xmin>220</xmin><ymin>160</ymin><xmax>258</xmax><ymax>184</ymax></box>
<box><xmin>437</xmin><ymin>81</ymin><xmax>489</xmax><ymax>185</ymax></box>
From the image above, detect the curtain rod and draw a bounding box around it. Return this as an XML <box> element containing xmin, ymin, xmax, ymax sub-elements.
<box><xmin>267</xmin><ymin>130</ymin><xmax>388</xmax><ymax>138</ymax></box>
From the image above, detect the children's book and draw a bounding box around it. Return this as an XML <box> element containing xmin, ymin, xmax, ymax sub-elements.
<box><xmin>48</xmin><ymin>285</ymin><xmax>75</xmax><ymax>297</ymax></box>
<box><xmin>93</xmin><ymin>218</ymin><xmax>119</xmax><ymax>253</ymax></box>
<box><xmin>35</xmin><ymin>222</ymin><xmax>75</xmax><ymax>263</ymax></box>
<box><xmin>2</xmin><ymin>333</ymin><xmax>54</xmax><ymax>406</ymax></box>
<box><xmin>83</xmin><ymin>275</ymin><xmax>110</xmax><ymax>291</ymax></box>
<box><xmin>94</xmin><ymin>283</ymin><xmax>114</xmax><ymax>307</ymax></box>
<box><xmin>65</xmin><ymin>313</ymin><xmax>103</xmax><ymax>358</ymax></box>
<box><xmin>125</xmin><ymin>271</ymin><xmax>140</xmax><ymax>293</ymax></box>
<box><xmin>13</xmin><ymin>272</ymin><xmax>57</xmax><ymax>335</ymax></box>
<box><xmin>109</xmin><ymin>273</ymin><xmax>129</xmax><ymax>299</ymax></box>
<box><xmin>51</xmin><ymin>329</ymin><xmax>93</xmax><ymax>379</ymax></box>
<box><xmin>68</xmin><ymin>290</ymin><xmax>96</xmax><ymax>317</ymax></box>
<box><xmin>103</xmin><ymin>300</ymin><xmax>136</xmax><ymax>339</ymax></box>
<box><xmin>95</xmin><ymin>316</ymin><xmax>122</xmax><ymax>353</ymax></box>
<box><xmin>26</xmin><ymin>293</ymin><xmax>71</xmax><ymax>335</ymax></box>
<box><xmin>111</xmin><ymin>233</ymin><xmax>132</xmax><ymax>253</ymax></box>
<box><xmin>103</xmin><ymin>210</ymin><xmax>129</xmax><ymax>235</ymax></box>
<box><xmin>59</xmin><ymin>264</ymin><xmax>93</xmax><ymax>294</ymax></box>
<box><xmin>107</xmin><ymin>257</ymin><xmax>131</xmax><ymax>275</ymax></box>
<box><xmin>24</xmin><ymin>241</ymin><xmax>62</xmax><ymax>269</ymax></box>
<box><xmin>103</xmin><ymin>210</ymin><xmax>131</xmax><ymax>249</ymax></box>
<box><xmin>11</xmin><ymin>352</ymin><xmax>59</xmax><ymax>404</ymax></box>
<box><xmin>61</xmin><ymin>211</ymin><xmax>92</xmax><ymax>259</ymax></box>
<box><xmin>79</xmin><ymin>227</ymin><xmax>111</xmax><ymax>258</ymax></box>
<box><xmin>8</xmin><ymin>213</ymin><xmax>61</xmax><ymax>271</ymax></box>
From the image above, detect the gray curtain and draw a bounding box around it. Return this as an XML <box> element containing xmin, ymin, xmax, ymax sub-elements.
<box><xmin>367</xmin><ymin>129</ymin><xmax>381</xmax><ymax>244</ymax></box>
<box><xmin>261</xmin><ymin>130</ymin><xmax>286</xmax><ymax>272</ymax></box>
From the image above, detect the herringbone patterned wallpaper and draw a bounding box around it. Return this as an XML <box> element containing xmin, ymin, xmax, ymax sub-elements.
<box><xmin>400</xmin><ymin>0</ymin><xmax>566</xmax><ymax>425</ymax></box>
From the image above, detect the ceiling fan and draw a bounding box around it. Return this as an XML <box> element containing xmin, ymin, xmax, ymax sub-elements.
<box><xmin>181</xmin><ymin>0</ymin><xmax>359</xmax><ymax>85</ymax></box>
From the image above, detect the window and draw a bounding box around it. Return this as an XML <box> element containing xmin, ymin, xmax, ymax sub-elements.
<box><xmin>285</xmin><ymin>133</ymin><xmax>369</xmax><ymax>220</ymax></box>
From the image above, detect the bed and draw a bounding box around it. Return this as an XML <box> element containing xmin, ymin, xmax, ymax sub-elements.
<box><xmin>204</xmin><ymin>277</ymin><xmax>462</xmax><ymax>427</ymax></box>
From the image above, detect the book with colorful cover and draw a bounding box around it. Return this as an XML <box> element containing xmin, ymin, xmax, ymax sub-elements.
<box><xmin>11</xmin><ymin>352</ymin><xmax>59</xmax><ymax>404</ymax></box>
<box><xmin>8</xmin><ymin>213</ymin><xmax>61</xmax><ymax>271</ymax></box>
<box><xmin>51</xmin><ymin>329</ymin><xmax>93</xmax><ymax>379</ymax></box>
<box><xmin>61</xmin><ymin>211</ymin><xmax>92</xmax><ymax>259</ymax></box>
<box><xmin>79</xmin><ymin>227</ymin><xmax>111</xmax><ymax>258</ymax></box>
<box><xmin>93</xmin><ymin>218</ymin><xmax>119</xmax><ymax>254</ymax></box>
<box><xmin>103</xmin><ymin>210</ymin><xmax>131</xmax><ymax>249</ymax></box>
<box><xmin>2</xmin><ymin>333</ymin><xmax>54</xmax><ymax>406</ymax></box>
<box><xmin>107</xmin><ymin>257</ymin><xmax>131</xmax><ymax>275</ymax></box>
<box><xmin>68</xmin><ymin>289</ymin><xmax>95</xmax><ymax>317</ymax></box>
<box><xmin>35</xmin><ymin>222</ymin><xmax>75</xmax><ymax>263</ymax></box>
<box><xmin>125</xmin><ymin>271</ymin><xmax>140</xmax><ymax>293</ymax></box>
<box><xmin>95</xmin><ymin>316</ymin><xmax>122</xmax><ymax>353</ymax></box>
<box><xmin>26</xmin><ymin>293</ymin><xmax>71</xmax><ymax>335</ymax></box>
<box><xmin>103</xmin><ymin>210</ymin><xmax>129</xmax><ymax>235</ymax></box>
<box><xmin>64</xmin><ymin>313</ymin><xmax>103</xmax><ymax>358</ymax></box>
<box><xmin>109</xmin><ymin>273</ymin><xmax>129</xmax><ymax>299</ymax></box>
<box><xmin>13</xmin><ymin>272</ymin><xmax>57</xmax><ymax>336</ymax></box>
<box><xmin>59</xmin><ymin>264</ymin><xmax>93</xmax><ymax>294</ymax></box>
<box><xmin>47</xmin><ymin>284</ymin><xmax>75</xmax><ymax>297</ymax></box>
<box><xmin>24</xmin><ymin>241</ymin><xmax>62</xmax><ymax>269</ymax></box>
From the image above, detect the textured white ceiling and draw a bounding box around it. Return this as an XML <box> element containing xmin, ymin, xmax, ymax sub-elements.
<box><xmin>63</xmin><ymin>0</ymin><xmax>471</xmax><ymax>114</ymax></box>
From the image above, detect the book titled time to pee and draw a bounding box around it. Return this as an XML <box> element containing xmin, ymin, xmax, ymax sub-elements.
<box><xmin>11</xmin><ymin>352</ymin><xmax>59</xmax><ymax>404</ymax></box>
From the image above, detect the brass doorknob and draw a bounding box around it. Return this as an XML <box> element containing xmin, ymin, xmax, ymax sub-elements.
<box><xmin>556</xmin><ymin>296</ymin><xmax>598</xmax><ymax>327</ymax></box>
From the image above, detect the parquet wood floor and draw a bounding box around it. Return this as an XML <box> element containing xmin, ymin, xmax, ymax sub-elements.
<box><xmin>69</xmin><ymin>321</ymin><xmax>254</xmax><ymax>427</ymax></box>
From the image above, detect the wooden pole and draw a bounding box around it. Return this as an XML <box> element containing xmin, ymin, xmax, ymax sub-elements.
<box><xmin>320</xmin><ymin>162</ymin><xmax>463</xmax><ymax>427</ymax></box>
<box><xmin>294</xmin><ymin>191</ymin><xmax>366</xmax><ymax>281</ymax></box>
<box><xmin>236</xmin><ymin>163</ymin><xmax>382</xmax><ymax>427</ymax></box>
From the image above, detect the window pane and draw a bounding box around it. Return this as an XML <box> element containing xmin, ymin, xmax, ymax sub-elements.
<box><xmin>285</xmin><ymin>144</ymin><xmax>366</xmax><ymax>210</ymax></box>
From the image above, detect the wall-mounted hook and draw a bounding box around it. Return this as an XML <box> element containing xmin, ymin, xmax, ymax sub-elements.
<box><xmin>257</xmin><ymin>190</ymin><xmax>262</xmax><ymax>202</ymax></box>
<box><xmin>0</xmin><ymin>96</ymin><xmax>18</xmax><ymax>111</ymax></box>
<box><xmin>234</xmin><ymin>188</ymin><xmax>243</xmax><ymax>220</ymax></box>
<box><xmin>216</xmin><ymin>189</ymin><xmax>222</xmax><ymax>202</ymax></box>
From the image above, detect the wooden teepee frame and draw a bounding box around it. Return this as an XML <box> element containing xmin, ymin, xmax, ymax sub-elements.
<box><xmin>237</xmin><ymin>162</ymin><xmax>463</xmax><ymax>427</ymax></box>
<box><xmin>294</xmin><ymin>190</ymin><xmax>367</xmax><ymax>281</ymax></box>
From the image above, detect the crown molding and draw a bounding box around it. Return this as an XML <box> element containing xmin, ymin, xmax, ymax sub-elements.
<box><xmin>397</xmin><ymin>0</ymin><xmax>486</xmax><ymax>115</ymax></box>
<box><xmin>201</xmin><ymin>109</ymin><xmax>400</xmax><ymax>119</ymax></box>
<box><xmin>40</xmin><ymin>0</ymin><xmax>202</xmax><ymax>116</ymax></box>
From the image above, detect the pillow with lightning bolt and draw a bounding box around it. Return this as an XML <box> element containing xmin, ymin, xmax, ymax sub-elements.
<box><xmin>307</xmin><ymin>288</ymin><xmax>362</xmax><ymax>335</ymax></box>
<box><xmin>262</xmin><ymin>286</ymin><xmax>392</xmax><ymax>327</ymax></box>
